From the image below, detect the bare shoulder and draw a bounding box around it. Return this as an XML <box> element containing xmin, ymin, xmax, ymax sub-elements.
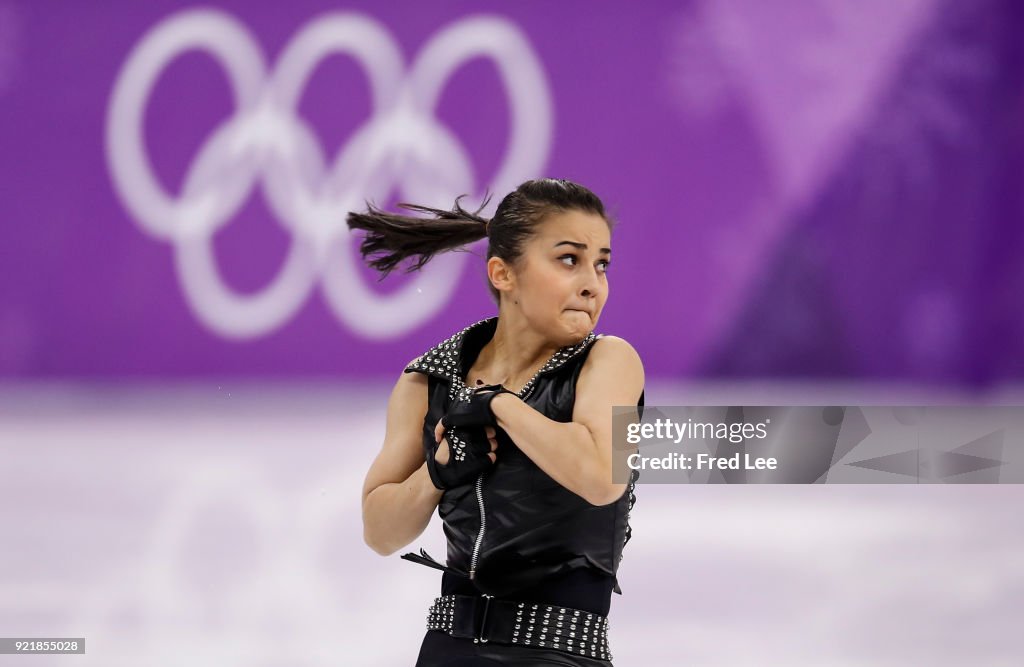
<box><xmin>402</xmin><ymin>357</ymin><xmax>430</xmax><ymax>383</ymax></box>
<box><xmin>362</xmin><ymin>364</ymin><xmax>430</xmax><ymax>501</ymax></box>
<box><xmin>572</xmin><ymin>334</ymin><xmax>645</xmax><ymax>493</ymax></box>
<box><xmin>389</xmin><ymin>362</ymin><xmax>429</xmax><ymax>410</ymax></box>
<box><xmin>583</xmin><ymin>335</ymin><xmax>645</xmax><ymax>379</ymax></box>
<box><xmin>574</xmin><ymin>335</ymin><xmax>644</xmax><ymax>409</ymax></box>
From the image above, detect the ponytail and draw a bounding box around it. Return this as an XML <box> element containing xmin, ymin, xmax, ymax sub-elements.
<box><xmin>346</xmin><ymin>194</ymin><xmax>492</xmax><ymax>278</ymax></box>
<box><xmin>348</xmin><ymin>179</ymin><xmax>610</xmax><ymax>303</ymax></box>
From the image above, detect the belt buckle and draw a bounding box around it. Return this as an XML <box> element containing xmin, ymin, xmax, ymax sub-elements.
<box><xmin>473</xmin><ymin>594</ymin><xmax>494</xmax><ymax>644</ymax></box>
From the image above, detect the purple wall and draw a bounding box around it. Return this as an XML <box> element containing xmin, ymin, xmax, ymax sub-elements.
<box><xmin>2</xmin><ymin>0</ymin><xmax>1021</xmax><ymax>382</ymax></box>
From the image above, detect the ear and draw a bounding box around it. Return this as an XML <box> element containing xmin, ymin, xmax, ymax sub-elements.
<box><xmin>487</xmin><ymin>256</ymin><xmax>516</xmax><ymax>295</ymax></box>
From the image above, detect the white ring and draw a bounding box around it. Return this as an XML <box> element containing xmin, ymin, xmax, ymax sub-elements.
<box><xmin>106</xmin><ymin>9</ymin><xmax>553</xmax><ymax>339</ymax></box>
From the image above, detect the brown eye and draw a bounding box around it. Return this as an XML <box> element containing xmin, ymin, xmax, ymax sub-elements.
<box><xmin>559</xmin><ymin>255</ymin><xmax>577</xmax><ymax>266</ymax></box>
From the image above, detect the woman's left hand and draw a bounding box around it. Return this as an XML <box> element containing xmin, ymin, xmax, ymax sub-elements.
<box><xmin>439</xmin><ymin>384</ymin><xmax>512</xmax><ymax>430</ymax></box>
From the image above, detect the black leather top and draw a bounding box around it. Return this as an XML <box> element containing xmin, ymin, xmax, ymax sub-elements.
<box><xmin>404</xmin><ymin>317</ymin><xmax>642</xmax><ymax>612</ymax></box>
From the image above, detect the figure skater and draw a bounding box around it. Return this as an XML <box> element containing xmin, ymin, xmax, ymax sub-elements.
<box><xmin>351</xmin><ymin>178</ymin><xmax>645</xmax><ymax>666</ymax></box>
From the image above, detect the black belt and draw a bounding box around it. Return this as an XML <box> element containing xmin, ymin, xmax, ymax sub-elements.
<box><xmin>426</xmin><ymin>593</ymin><xmax>612</xmax><ymax>660</ymax></box>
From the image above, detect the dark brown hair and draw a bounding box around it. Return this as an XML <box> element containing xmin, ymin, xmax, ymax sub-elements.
<box><xmin>346</xmin><ymin>178</ymin><xmax>614</xmax><ymax>302</ymax></box>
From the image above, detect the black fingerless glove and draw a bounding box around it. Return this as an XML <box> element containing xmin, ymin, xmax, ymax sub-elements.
<box><xmin>441</xmin><ymin>384</ymin><xmax>513</xmax><ymax>430</ymax></box>
<box><xmin>425</xmin><ymin>385</ymin><xmax>513</xmax><ymax>490</ymax></box>
<box><xmin>425</xmin><ymin>425</ymin><xmax>493</xmax><ymax>490</ymax></box>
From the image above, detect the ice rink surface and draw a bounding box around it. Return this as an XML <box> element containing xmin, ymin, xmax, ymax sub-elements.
<box><xmin>2</xmin><ymin>380</ymin><xmax>1022</xmax><ymax>666</ymax></box>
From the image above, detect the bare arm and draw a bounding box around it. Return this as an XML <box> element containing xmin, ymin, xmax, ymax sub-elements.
<box><xmin>361</xmin><ymin>369</ymin><xmax>442</xmax><ymax>556</ymax></box>
<box><xmin>435</xmin><ymin>336</ymin><xmax>644</xmax><ymax>506</ymax></box>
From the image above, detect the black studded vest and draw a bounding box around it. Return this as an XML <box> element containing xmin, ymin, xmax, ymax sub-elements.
<box><xmin>403</xmin><ymin>317</ymin><xmax>642</xmax><ymax>602</ymax></box>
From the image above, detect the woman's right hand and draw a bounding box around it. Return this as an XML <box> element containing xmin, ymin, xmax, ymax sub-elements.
<box><xmin>424</xmin><ymin>422</ymin><xmax>500</xmax><ymax>489</ymax></box>
<box><xmin>433</xmin><ymin>423</ymin><xmax>498</xmax><ymax>465</ymax></box>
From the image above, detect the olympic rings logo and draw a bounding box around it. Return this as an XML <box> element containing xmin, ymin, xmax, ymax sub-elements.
<box><xmin>105</xmin><ymin>9</ymin><xmax>552</xmax><ymax>339</ymax></box>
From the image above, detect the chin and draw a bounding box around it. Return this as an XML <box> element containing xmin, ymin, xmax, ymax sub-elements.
<box><xmin>560</xmin><ymin>315</ymin><xmax>594</xmax><ymax>342</ymax></box>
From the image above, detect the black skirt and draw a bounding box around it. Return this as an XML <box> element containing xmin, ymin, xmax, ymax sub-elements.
<box><xmin>414</xmin><ymin>629</ymin><xmax>614</xmax><ymax>666</ymax></box>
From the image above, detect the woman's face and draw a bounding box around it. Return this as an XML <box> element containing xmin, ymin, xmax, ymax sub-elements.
<box><xmin>509</xmin><ymin>209</ymin><xmax>611</xmax><ymax>344</ymax></box>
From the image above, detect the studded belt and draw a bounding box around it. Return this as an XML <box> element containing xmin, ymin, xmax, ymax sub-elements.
<box><xmin>426</xmin><ymin>593</ymin><xmax>612</xmax><ymax>660</ymax></box>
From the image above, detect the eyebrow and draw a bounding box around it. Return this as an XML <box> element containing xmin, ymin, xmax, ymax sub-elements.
<box><xmin>553</xmin><ymin>241</ymin><xmax>611</xmax><ymax>254</ymax></box>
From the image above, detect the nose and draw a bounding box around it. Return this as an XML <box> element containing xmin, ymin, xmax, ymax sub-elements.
<box><xmin>579</xmin><ymin>264</ymin><xmax>600</xmax><ymax>299</ymax></box>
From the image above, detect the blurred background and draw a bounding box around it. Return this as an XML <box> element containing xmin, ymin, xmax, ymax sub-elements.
<box><xmin>2</xmin><ymin>0</ymin><xmax>1023</xmax><ymax>664</ymax></box>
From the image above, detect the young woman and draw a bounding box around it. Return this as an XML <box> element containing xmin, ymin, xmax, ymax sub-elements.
<box><xmin>352</xmin><ymin>178</ymin><xmax>645</xmax><ymax>666</ymax></box>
